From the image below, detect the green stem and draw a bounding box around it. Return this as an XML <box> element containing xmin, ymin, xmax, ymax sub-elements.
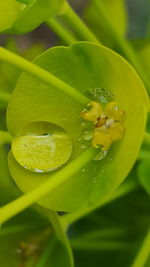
<box><xmin>130</xmin><ymin>229</ymin><xmax>150</xmax><ymax>267</ymax></box>
<box><xmin>0</xmin><ymin>223</ymin><xmax>45</xmax><ymax>236</ymax></box>
<box><xmin>92</xmin><ymin>0</ymin><xmax>150</xmax><ymax>92</ymax></box>
<box><xmin>63</xmin><ymin>2</ymin><xmax>100</xmax><ymax>44</ymax></box>
<box><xmin>71</xmin><ymin>239</ymin><xmax>131</xmax><ymax>251</ymax></box>
<box><xmin>35</xmin><ymin>238</ymin><xmax>56</xmax><ymax>267</ymax></box>
<box><xmin>61</xmin><ymin>177</ymin><xmax>139</xmax><ymax>227</ymax></box>
<box><xmin>0</xmin><ymin>130</ymin><xmax>12</xmax><ymax>145</ymax></box>
<box><xmin>0</xmin><ymin>147</ymin><xmax>96</xmax><ymax>224</ymax></box>
<box><xmin>0</xmin><ymin>47</ymin><xmax>89</xmax><ymax>106</ymax></box>
<box><xmin>0</xmin><ymin>91</ymin><xmax>10</xmax><ymax>106</ymax></box>
<box><xmin>77</xmin><ymin>227</ymin><xmax>128</xmax><ymax>240</ymax></box>
<box><xmin>46</xmin><ymin>18</ymin><xmax>77</xmax><ymax>45</ymax></box>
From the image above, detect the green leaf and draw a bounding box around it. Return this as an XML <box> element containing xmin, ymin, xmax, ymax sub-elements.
<box><xmin>0</xmin><ymin>205</ymin><xmax>73</xmax><ymax>267</ymax></box>
<box><xmin>84</xmin><ymin>0</ymin><xmax>127</xmax><ymax>47</ymax></box>
<box><xmin>39</xmin><ymin>209</ymin><xmax>74</xmax><ymax>267</ymax></box>
<box><xmin>138</xmin><ymin>159</ymin><xmax>150</xmax><ymax>195</ymax></box>
<box><xmin>0</xmin><ymin>39</ymin><xmax>21</xmax><ymax>93</ymax></box>
<box><xmin>0</xmin><ymin>145</ymin><xmax>20</xmax><ymax>205</ymax></box>
<box><xmin>0</xmin><ymin>0</ymin><xmax>22</xmax><ymax>32</ymax></box>
<box><xmin>0</xmin><ymin>0</ymin><xmax>65</xmax><ymax>34</ymax></box>
<box><xmin>7</xmin><ymin>42</ymin><xmax>148</xmax><ymax>212</ymax></box>
<box><xmin>131</xmin><ymin>40</ymin><xmax>150</xmax><ymax>83</ymax></box>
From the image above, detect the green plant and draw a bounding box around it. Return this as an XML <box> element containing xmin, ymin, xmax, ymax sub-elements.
<box><xmin>0</xmin><ymin>0</ymin><xmax>150</xmax><ymax>266</ymax></box>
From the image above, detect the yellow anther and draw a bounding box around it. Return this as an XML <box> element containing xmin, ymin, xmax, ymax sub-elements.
<box><xmin>92</xmin><ymin>130</ymin><xmax>112</xmax><ymax>150</ymax></box>
<box><xmin>108</xmin><ymin>122</ymin><xmax>125</xmax><ymax>142</ymax></box>
<box><xmin>95</xmin><ymin>116</ymin><xmax>106</xmax><ymax>127</ymax></box>
<box><xmin>81</xmin><ymin>99</ymin><xmax>125</xmax><ymax>152</ymax></box>
<box><xmin>105</xmin><ymin>101</ymin><xmax>125</xmax><ymax>122</ymax></box>
<box><xmin>81</xmin><ymin>101</ymin><xmax>103</xmax><ymax>122</ymax></box>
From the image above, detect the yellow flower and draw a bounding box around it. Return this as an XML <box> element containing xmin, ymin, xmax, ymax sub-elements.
<box><xmin>81</xmin><ymin>101</ymin><xmax>125</xmax><ymax>151</ymax></box>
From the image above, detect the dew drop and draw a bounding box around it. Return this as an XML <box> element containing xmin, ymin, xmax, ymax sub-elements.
<box><xmin>80</xmin><ymin>144</ymin><xmax>86</xmax><ymax>150</ymax></box>
<box><xmin>93</xmin><ymin>149</ymin><xmax>107</xmax><ymax>161</ymax></box>
<box><xmin>12</xmin><ymin>121</ymin><xmax>72</xmax><ymax>173</ymax></box>
<box><xmin>86</xmin><ymin>87</ymin><xmax>114</xmax><ymax>104</ymax></box>
<box><xmin>82</xmin><ymin>129</ymin><xmax>93</xmax><ymax>141</ymax></box>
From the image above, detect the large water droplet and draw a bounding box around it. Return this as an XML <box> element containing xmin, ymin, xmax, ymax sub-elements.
<box><xmin>93</xmin><ymin>149</ymin><xmax>107</xmax><ymax>161</ymax></box>
<box><xmin>86</xmin><ymin>87</ymin><xmax>114</xmax><ymax>104</ymax></box>
<box><xmin>11</xmin><ymin>121</ymin><xmax>72</xmax><ymax>173</ymax></box>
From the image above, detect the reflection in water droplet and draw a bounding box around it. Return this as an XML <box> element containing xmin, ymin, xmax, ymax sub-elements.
<box><xmin>82</xmin><ymin>130</ymin><xmax>93</xmax><ymax>141</ymax></box>
<box><xmin>93</xmin><ymin>149</ymin><xmax>107</xmax><ymax>161</ymax></box>
<box><xmin>80</xmin><ymin>144</ymin><xmax>86</xmax><ymax>150</ymax></box>
<box><xmin>12</xmin><ymin>121</ymin><xmax>72</xmax><ymax>173</ymax></box>
<box><xmin>86</xmin><ymin>87</ymin><xmax>114</xmax><ymax>104</ymax></box>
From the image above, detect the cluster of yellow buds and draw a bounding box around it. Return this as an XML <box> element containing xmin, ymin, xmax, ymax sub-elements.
<box><xmin>81</xmin><ymin>101</ymin><xmax>125</xmax><ymax>151</ymax></box>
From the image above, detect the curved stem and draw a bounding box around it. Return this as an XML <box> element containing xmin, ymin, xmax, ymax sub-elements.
<box><xmin>0</xmin><ymin>91</ymin><xmax>10</xmax><ymax>107</ymax></box>
<box><xmin>46</xmin><ymin>18</ymin><xmax>77</xmax><ymax>45</ymax></box>
<box><xmin>92</xmin><ymin>0</ymin><xmax>150</xmax><ymax>92</ymax></box>
<box><xmin>130</xmin><ymin>229</ymin><xmax>150</xmax><ymax>267</ymax></box>
<box><xmin>71</xmin><ymin>239</ymin><xmax>131</xmax><ymax>251</ymax></box>
<box><xmin>63</xmin><ymin>2</ymin><xmax>100</xmax><ymax>44</ymax></box>
<box><xmin>61</xmin><ymin>177</ymin><xmax>139</xmax><ymax>227</ymax></box>
<box><xmin>0</xmin><ymin>147</ymin><xmax>96</xmax><ymax>224</ymax></box>
<box><xmin>76</xmin><ymin>227</ymin><xmax>128</xmax><ymax>240</ymax></box>
<box><xmin>35</xmin><ymin>239</ymin><xmax>56</xmax><ymax>267</ymax></box>
<box><xmin>0</xmin><ymin>47</ymin><xmax>89</xmax><ymax>106</ymax></box>
<box><xmin>0</xmin><ymin>223</ymin><xmax>45</xmax><ymax>236</ymax></box>
<box><xmin>0</xmin><ymin>130</ymin><xmax>12</xmax><ymax>145</ymax></box>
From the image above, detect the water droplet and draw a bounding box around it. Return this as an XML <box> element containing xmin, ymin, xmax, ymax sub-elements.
<box><xmin>93</xmin><ymin>149</ymin><xmax>107</xmax><ymax>161</ymax></box>
<box><xmin>81</xmin><ymin>168</ymin><xmax>85</xmax><ymax>173</ymax></box>
<box><xmin>80</xmin><ymin>144</ymin><xmax>86</xmax><ymax>150</ymax></box>
<box><xmin>86</xmin><ymin>87</ymin><xmax>114</xmax><ymax>104</ymax></box>
<box><xmin>82</xmin><ymin>130</ymin><xmax>93</xmax><ymax>141</ymax></box>
<box><xmin>12</xmin><ymin>121</ymin><xmax>72</xmax><ymax>173</ymax></box>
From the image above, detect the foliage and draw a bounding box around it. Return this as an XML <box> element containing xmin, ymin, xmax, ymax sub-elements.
<box><xmin>0</xmin><ymin>0</ymin><xmax>150</xmax><ymax>266</ymax></box>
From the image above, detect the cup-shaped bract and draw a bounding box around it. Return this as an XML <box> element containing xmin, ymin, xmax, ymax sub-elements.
<box><xmin>0</xmin><ymin>0</ymin><xmax>65</xmax><ymax>34</ymax></box>
<box><xmin>7</xmin><ymin>42</ymin><xmax>149</xmax><ymax>212</ymax></box>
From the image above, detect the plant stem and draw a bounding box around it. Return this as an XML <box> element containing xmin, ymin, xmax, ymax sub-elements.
<box><xmin>77</xmin><ymin>227</ymin><xmax>128</xmax><ymax>240</ymax></box>
<box><xmin>46</xmin><ymin>18</ymin><xmax>77</xmax><ymax>45</ymax></box>
<box><xmin>63</xmin><ymin>2</ymin><xmax>100</xmax><ymax>44</ymax></box>
<box><xmin>92</xmin><ymin>0</ymin><xmax>150</xmax><ymax>92</ymax></box>
<box><xmin>0</xmin><ymin>130</ymin><xmax>12</xmax><ymax>145</ymax></box>
<box><xmin>130</xmin><ymin>229</ymin><xmax>150</xmax><ymax>267</ymax></box>
<box><xmin>0</xmin><ymin>47</ymin><xmax>89</xmax><ymax>106</ymax></box>
<box><xmin>61</xmin><ymin>177</ymin><xmax>139</xmax><ymax>227</ymax></box>
<box><xmin>71</xmin><ymin>239</ymin><xmax>131</xmax><ymax>251</ymax></box>
<box><xmin>0</xmin><ymin>223</ymin><xmax>45</xmax><ymax>236</ymax></box>
<box><xmin>0</xmin><ymin>147</ymin><xmax>96</xmax><ymax>224</ymax></box>
<box><xmin>35</xmin><ymin>238</ymin><xmax>56</xmax><ymax>267</ymax></box>
<box><xmin>0</xmin><ymin>91</ymin><xmax>10</xmax><ymax>107</ymax></box>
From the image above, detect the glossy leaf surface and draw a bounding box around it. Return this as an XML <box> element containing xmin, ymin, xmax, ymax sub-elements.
<box><xmin>0</xmin><ymin>0</ymin><xmax>65</xmax><ymax>34</ymax></box>
<box><xmin>7</xmin><ymin>42</ymin><xmax>148</xmax><ymax>211</ymax></box>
